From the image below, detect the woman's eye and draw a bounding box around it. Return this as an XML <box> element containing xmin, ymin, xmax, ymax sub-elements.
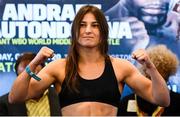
<box><xmin>92</xmin><ymin>23</ymin><xmax>99</xmax><ymax>28</ymax></box>
<box><xmin>80</xmin><ymin>23</ymin><xmax>86</xmax><ymax>27</ymax></box>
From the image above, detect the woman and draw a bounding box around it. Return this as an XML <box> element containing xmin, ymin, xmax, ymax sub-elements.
<box><xmin>8</xmin><ymin>5</ymin><xmax>169</xmax><ymax>116</ymax></box>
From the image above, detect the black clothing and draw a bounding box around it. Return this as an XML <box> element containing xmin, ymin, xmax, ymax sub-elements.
<box><xmin>59</xmin><ymin>58</ymin><xmax>121</xmax><ymax>108</ymax></box>
<box><xmin>118</xmin><ymin>90</ymin><xmax>180</xmax><ymax>116</ymax></box>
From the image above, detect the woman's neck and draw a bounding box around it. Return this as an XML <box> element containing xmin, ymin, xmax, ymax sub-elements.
<box><xmin>78</xmin><ymin>47</ymin><xmax>104</xmax><ymax>63</ymax></box>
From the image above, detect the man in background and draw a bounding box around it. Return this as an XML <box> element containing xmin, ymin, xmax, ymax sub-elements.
<box><xmin>0</xmin><ymin>52</ymin><xmax>60</xmax><ymax>116</ymax></box>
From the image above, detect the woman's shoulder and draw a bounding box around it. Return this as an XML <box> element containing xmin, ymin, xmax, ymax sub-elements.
<box><xmin>46</xmin><ymin>58</ymin><xmax>67</xmax><ymax>69</ymax></box>
<box><xmin>110</xmin><ymin>56</ymin><xmax>135</xmax><ymax>72</ymax></box>
<box><xmin>50</xmin><ymin>58</ymin><xmax>66</xmax><ymax>64</ymax></box>
<box><xmin>110</xmin><ymin>56</ymin><xmax>132</xmax><ymax>65</ymax></box>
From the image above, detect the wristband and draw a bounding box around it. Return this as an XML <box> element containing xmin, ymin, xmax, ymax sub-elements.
<box><xmin>25</xmin><ymin>65</ymin><xmax>41</xmax><ymax>81</ymax></box>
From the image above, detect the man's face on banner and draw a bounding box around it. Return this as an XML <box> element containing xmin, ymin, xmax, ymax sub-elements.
<box><xmin>132</xmin><ymin>0</ymin><xmax>169</xmax><ymax>29</ymax></box>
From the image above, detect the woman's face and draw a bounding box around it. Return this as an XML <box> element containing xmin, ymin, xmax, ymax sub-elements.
<box><xmin>78</xmin><ymin>12</ymin><xmax>101</xmax><ymax>48</ymax></box>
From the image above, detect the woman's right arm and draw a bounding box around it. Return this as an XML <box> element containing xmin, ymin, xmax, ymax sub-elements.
<box><xmin>8</xmin><ymin>46</ymin><xmax>55</xmax><ymax>103</ymax></box>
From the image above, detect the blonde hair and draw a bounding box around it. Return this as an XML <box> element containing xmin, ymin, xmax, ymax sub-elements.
<box><xmin>140</xmin><ymin>45</ymin><xmax>179</xmax><ymax>82</ymax></box>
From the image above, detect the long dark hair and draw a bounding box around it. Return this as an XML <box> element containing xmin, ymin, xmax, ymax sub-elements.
<box><xmin>64</xmin><ymin>5</ymin><xmax>109</xmax><ymax>92</ymax></box>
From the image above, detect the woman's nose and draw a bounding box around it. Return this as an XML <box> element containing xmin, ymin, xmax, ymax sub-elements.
<box><xmin>85</xmin><ymin>25</ymin><xmax>92</xmax><ymax>33</ymax></box>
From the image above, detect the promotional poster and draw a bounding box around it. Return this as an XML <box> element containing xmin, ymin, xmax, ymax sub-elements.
<box><xmin>0</xmin><ymin>0</ymin><xmax>180</xmax><ymax>96</ymax></box>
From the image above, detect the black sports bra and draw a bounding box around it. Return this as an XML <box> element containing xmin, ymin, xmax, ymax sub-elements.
<box><xmin>59</xmin><ymin>58</ymin><xmax>121</xmax><ymax>108</ymax></box>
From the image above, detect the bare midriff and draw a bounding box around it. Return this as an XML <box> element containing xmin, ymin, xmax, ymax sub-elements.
<box><xmin>61</xmin><ymin>102</ymin><xmax>118</xmax><ymax>116</ymax></box>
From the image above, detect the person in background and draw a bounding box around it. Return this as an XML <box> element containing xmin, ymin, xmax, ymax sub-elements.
<box><xmin>118</xmin><ymin>44</ymin><xmax>180</xmax><ymax>116</ymax></box>
<box><xmin>8</xmin><ymin>5</ymin><xmax>169</xmax><ymax>116</ymax></box>
<box><xmin>0</xmin><ymin>52</ymin><xmax>61</xmax><ymax>116</ymax></box>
